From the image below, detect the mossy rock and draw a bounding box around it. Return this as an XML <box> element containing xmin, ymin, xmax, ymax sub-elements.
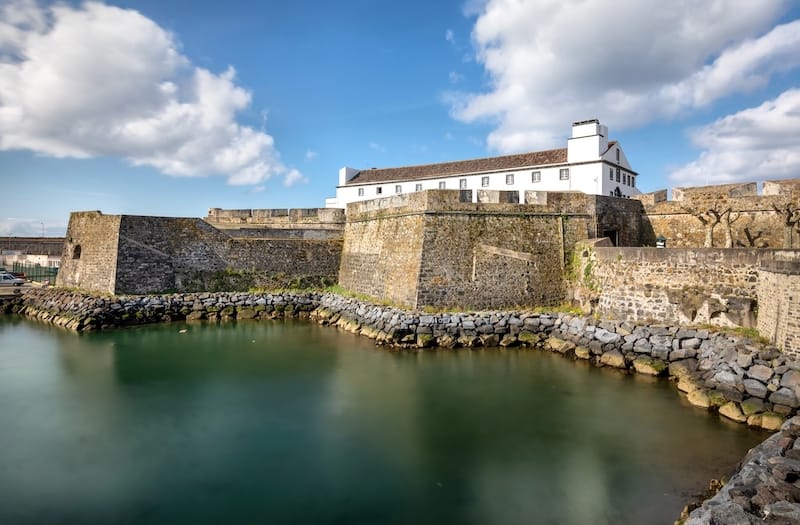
<box><xmin>220</xmin><ymin>306</ymin><xmax>235</xmax><ymax>316</ymax></box>
<box><xmin>687</xmin><ymin>389</ymin><xmax>711</xmax><ymax>409</ymax></box>
<box><xmin>707</xmin><ymin>390</ymin><xmax>728</xmax><ymax>409</ymax></box>
<box><xmin>237</xmin><ymin>308</ymin><xmax>257</xmax><ymax>320</ymax></box>
<box><xmin>632</xmin><ymin>356</ymin><xmax>667</xmax><ymax>376</ymax></box>
<box><xmin>719</xmin><ymin>402</ymin><xmax>747</xmax><ymax>423</ymax></box>
<box><xmin>517</xmin><ymin>330</ymin><xmax>540</xmax><ymax>346</ymax></box>
<box><xmin>740</xmin><ymin>397</ymin><xmax>765</xmax><ymax>416</ymax></box>
<box><xmin>416</xmin><ymin>333</ymin><xmax>435</xmax><ymax>348</ymax></box>
<box><xmin>574</xmin><ymin>346</ymin><xmax>591</xmax><ymax>360</ymax></box>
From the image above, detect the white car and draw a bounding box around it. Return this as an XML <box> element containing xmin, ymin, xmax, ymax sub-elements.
<box><xmin>0</xmin><ymin>273</ymin><xmax>24</xmax><ymax>286</ymax></box>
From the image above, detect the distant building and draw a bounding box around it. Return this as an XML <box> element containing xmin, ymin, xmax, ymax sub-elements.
<box><xmin>325</xmin><ymin>119</ymin><xmax>640</xmax><ymax>208</ymax></box>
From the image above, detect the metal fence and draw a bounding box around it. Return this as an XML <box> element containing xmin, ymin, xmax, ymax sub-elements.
<box><xmin>12</xmin><ymin>262</ymin><xmax>58</xmax><ymax>284</ymax></box>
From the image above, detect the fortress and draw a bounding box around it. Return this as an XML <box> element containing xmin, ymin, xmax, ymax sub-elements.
<box><xmin>56</xmin><ymin>176</ymin><xmax>800</xmax><ymax>355</ymax></box>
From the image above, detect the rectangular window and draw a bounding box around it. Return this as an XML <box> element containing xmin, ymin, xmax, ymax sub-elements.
<box><xmin>376</xmin><ymin>187</ymin><xmax>382</xmax><ymax>195</ymax></box>
<box><xmin>415</xmin><ymin>183</ymin><xmax>422</xmax><ymax>192</ymax></box>
<box><xmin>616</xmin><ymin>168</ymin><xmax>620</xmax><ymax>183</ymax></box>
<box><xmin>532</xmin><ymin>171</ymin><xmax>541</xmax><ymax>183</ymax></box>
<box><xmin>631</xmin><ymin>176</ymin><xmax>635</xmax><ymax>188</ymax></box>
<box><xmin>616</xmin><ymin>148</ymin><xmax>620</xmax><ymax>162</ymax></box>
<box><xmin>358</xmin><ymin>188</ymin><xmax>364</xmax><ymax>196</ymax></box>
<box><xmin>459</xmin><ymin>178</ymin><xmax>467</xmax><ymax>189</ymax></box>
<box><xmin>505</xmin><ymin>173</ymin><xmax>514</xmax><ymax>185</ymax></box>
<box><xmin>481</xmin><ymin>176</ymin><xmax>489</xmax><ymax>187</ymax></box>
<box><xmin>395</xmin><ymin>185</ymin><xmax>402</xmax><ymax>194</ymax></box>
<box><xmin>609</xmin><ymin>168</ymin><xmax>614</xmax><ymax>180</ymax></box>
<box><xmin>438</xmin><ymin>181</ymin><xmax>446</xmax><ymax>189</ymax></box>
<box><xmin>559</xmin><ymin>168</ymin><xmax>569</xmax><ymax>180</ymax></box>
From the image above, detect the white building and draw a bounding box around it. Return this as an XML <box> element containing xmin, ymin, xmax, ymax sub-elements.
<box><xmin>325</xmin><ymin>119</ymin><xmax>640</xmax><ymax>208</ymax></box>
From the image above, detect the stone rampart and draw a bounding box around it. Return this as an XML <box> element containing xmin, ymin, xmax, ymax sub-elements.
<box><xmin>0</xmin><ymin>237</ymin><xmax>65</xmax><ymax>256</ymax></box>
<box><xmin>340</xmin><ymin>190</ymin><xmax>644</xmax><ymax>310</ymax></box>
<box><xmin>57</xmin><ymin>211</ymin><xmax>121</xmax><ymax>292</ymax></box>
<box><xmin>57</xmin><ymin>212</ymin><xmax>341</xmax><ymax>295</ymax></box>
<box><xmin>580</xmin><ymin>247</ymin><xmax>800</xmax><ymax>357</ymax></box>
<box><xmin>206</xmin><ymin>207</ymin><xmax>345</xmax><ymax>230</ymax></box>
<box><xmin>641</xmin><ymin>178</ymin><xmax>800</xmax><ymax>249</ymax></box>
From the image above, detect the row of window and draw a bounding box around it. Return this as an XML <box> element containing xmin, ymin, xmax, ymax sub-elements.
<box><xmin>609</xmin><ymin>167</ymin><xmax>635</xmax><ymax>187</ymax></box>
<box><xmin>356</xmin><ymin>169</ymin><xmax>573</xmax><ymax>197</ymax></box>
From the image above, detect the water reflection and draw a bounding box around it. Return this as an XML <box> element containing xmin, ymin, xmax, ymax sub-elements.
<box><xmin>0</xmin><ymin>318</ymin><xmax>766</xmax><ymax>524</ymax></box>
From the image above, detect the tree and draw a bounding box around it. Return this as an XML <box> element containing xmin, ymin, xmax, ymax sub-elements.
<box><xmin>772</xmin><ymin>202</ymin><xmax>800</xmax><ymax>248</ymax></box>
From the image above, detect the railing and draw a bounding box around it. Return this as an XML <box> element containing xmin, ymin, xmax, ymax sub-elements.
<box><xmin>12</xmin><ymin>262</ymin><xmax>58</xmax><ymax>284</ymax></box>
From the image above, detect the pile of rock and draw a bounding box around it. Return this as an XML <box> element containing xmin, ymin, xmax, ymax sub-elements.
<box><xmin>684</xmin><ymin>416</ymin><xmax>800</xmax><ymax>524</ymax></box>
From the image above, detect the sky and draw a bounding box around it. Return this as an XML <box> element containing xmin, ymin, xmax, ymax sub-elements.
<box><xmin>1</xmin><ymin>0</ymin><xmax>800</xmax><ymax>237</ymax></box>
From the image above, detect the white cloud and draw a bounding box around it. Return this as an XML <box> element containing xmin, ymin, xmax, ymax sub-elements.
<box><xmin>283</xmin><ymin>169</ymin><xmax>307</xmax><ymax>187</ymax></box>
<box><xmin>445</xmin><ymin>29</ymin><xmax>455</xmax><ymax>44</ymax></box>
<box><xmin>669</xmin><ymin>89</ymin><xmax>800</xmax><ymax>186</ymax></box>
<box><xmin>450</xmin><ymin>0</ymin><xmax>799</xmax><ymax>152</ymax></box>
<box><xmin>0</xmin><ymin>218</ymin><xmax>65</xmax><ymax>237</ymax></box>
<box><xmin>0</xmin><ymin>0</ymin><xmax>301</xmax><ymax>186</ymax></box>
<box><xmin>368</xmin><ymin>141</ymin><xmax>385</xmax><ymax>152</ymax></box>
<box><xmin>448</xmin><ymin>71</ymin><xmax>463</xmax><ymax>84</ymax></box>
<box><xmin>305</xmin><ymin>149</ymin><xmax>318</xmax><ymax>160</ymax></box>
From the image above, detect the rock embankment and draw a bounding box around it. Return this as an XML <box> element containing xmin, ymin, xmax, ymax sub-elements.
<box><xmin>684</xmin><ymin>416</ymin><xmax>800</xmax><ymax>524</ymax></box>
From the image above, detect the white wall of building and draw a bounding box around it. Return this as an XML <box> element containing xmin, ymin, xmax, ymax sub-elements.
<box><xmin>326</xmin><ymin>120</ymin><xmax>640</xmax><ymax>208</ymax></box>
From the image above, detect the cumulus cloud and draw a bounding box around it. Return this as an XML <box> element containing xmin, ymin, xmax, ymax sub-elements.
<box><xmin>445</xmin><ymin>29</ymin><xmax>455</xmax><ymax>44</ymax></box>
<box><xmin>669</xmin><ymin>89</ymin><xmax>800</xmax><ymax>186</ymax></box>
<box><xmin>282</xmin><ymin>169</ymin><xmax>307</xmax><ymax>187</ymax></box>
<box><xmin>450</xmin><ymin>0</ymin><xmax>799</xmax><ymax>152</ymax></box>
<box><xmin>0</xmin><ymin>0</ymin><xmax>300</xmax><ymax>186</ymax></box>
<box><xmin>305</xmin><ymin>149</ymin><xmax>318</xmax><ymax>160</ymax></box>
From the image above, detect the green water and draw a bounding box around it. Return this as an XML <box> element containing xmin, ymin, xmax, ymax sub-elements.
<box><xmin>0</xmin><ymin>317</ymin><xmax>765</xmax><ymax>524</ymax></box>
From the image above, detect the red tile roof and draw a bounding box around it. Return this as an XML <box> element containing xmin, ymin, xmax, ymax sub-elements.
<box><xmin>346</xmin><ymin>147</ymin><xmax>569</xmax><ymax>185</ymax></box>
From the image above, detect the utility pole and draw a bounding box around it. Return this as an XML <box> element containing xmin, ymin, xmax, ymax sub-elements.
<box><xmin>41</xmin><ymin>222</ymin><xmax>45</xmax><ymax>238</ymax></box>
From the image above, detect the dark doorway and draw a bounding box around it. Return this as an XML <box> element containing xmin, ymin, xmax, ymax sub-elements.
<box><xmin>603</xmin><ymin>230</ymin><xmax>619</xmax><ymax>246</ymax></box>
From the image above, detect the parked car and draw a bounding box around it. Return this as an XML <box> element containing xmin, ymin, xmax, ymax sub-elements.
<box><xmin>0</xmin><ymin>273</ymin><xmax>24</xmax><ymax>286</ymax></box>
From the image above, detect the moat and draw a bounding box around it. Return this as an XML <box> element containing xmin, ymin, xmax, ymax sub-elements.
<box><xmin>0</xmin><ymin>317</ymin><xmax>766</xmax><ymax>524</ymax></box>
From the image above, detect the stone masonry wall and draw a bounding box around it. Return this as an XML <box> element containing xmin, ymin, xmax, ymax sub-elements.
<box><xmin>206</xmin><ymin>207</ymin><xmax>345</xmax><ymax>230</ymax></box>
<box><xmin>59</xmin><ymin>213</ymin><xmax>342</xmax><ymax>295</ymax></box>
<box><xmin>339</xmin><ymin>193</ymin><xmax>427</xmax><ymax>308</ymax></box>
<box><xmin>0</xmin><ymin>237</ymin><xmax>65</xmax><ymax>256</ymax></box>
<box><xmin>589</xmin><ymin>248</ymin><xmax>765</xmax><ymax>328</ymax></box>
<box><xmin>339</xmin><ymin>190</ymin><xmax>644</xmax><ymax>310</ymax></box>
<box><xmin>57</xmin><ymin>211</ymin><xmax>121</xmax><ymax>293</ymax></box>
<box><xmin>641</xmin><ymin>179</ymin><xmax>800</xmax><ymax>248</ymax></box>
<box><xmin>758</xmin><ymin>252</ymin><xmax>800</xmax><ymax>357</ymax></box>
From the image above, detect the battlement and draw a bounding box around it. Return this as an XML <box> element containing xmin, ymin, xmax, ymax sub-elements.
<box><xmin>206</xmin><ymin>207</ymin><xmax>345</xmax><ymax>229</ymax></box>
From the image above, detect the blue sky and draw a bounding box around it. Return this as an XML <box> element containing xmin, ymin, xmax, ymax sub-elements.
<box><xmin>1</xmin><ymin>0</ymin><xmax>800</xmax><ymax>236</ymax></box>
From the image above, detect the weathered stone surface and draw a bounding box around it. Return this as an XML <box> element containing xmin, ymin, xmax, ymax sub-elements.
<box><xmin>743</xmin><ymin>379</ymin><xmax>769</xmax><ymax>399</ymax></box>
<box><xmin>747</xmin><ymin>364</ymin><xmax>774</xmax><ymax>383</ymax></box>
<box><xmin>782</xmin><ymin>370</ymin><xmax>800</xmax><ymax>389</ymax></box>
<box><xmin>574</xmin><ymin>346</ymin><xmax>591</xmax><ymax>360</ymax></box>
<box><xmin>593</xmin><ymin>328</ymin><xmax>620</xmax><ymax>345</ymax></box>
<box><xmin>719</xmin><ymin>402</ymin><xmax>748</xmax><ymax>423</ymax></box>
<box><xmin>546</xmin><ymin>337</ymin><xmax>575</xmax><ymax>354</ymax></box>
<box><xmin>632</xmin><ymin>356</ymin><xmax>667</xmax><ymax>376</ymax></box>
<box><xmin>770</xmin><ymin>387</ymin><xmax>800</xmax><ymax>408</ymax></box>
<box><xmin>688</xmin><ymin>389</ymin><xmax>711</xmax><ymax>408</ymax></box>
<box><xmin>599</xmin><ymin>350</ymin><xmax>626</xmax><ymax>369</ymax></box>
<box><xmin>741</xmin><ymin>397</ymin><xmax>765</xmax><ymax>416</ymax></box>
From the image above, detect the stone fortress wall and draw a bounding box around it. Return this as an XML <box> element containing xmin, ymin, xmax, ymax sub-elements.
<box><xmin>54</xmin><ymin>178</ymin><xmax>800</xmax><ymax>355</ymax></box>
<box><xmin>0</xmin><ymin>237</ymin><xmax>65</xmax><ymax>256</ymax></box>
<box><xmin>57</xmin><ymin>210</ymin><xmax>342</xmax><ymax>295</ymax></box>
<box><xmin>205</xmin><ymin>207</ymin><xmax>345</xmax><ymax>240</ymax></box>
<box><xmin>339</xmin><ymin>189</ymin><xmax>643</xmax><ymax>310</ymax></box>
<box><xmin>637</xmin><ymin>179</ymin><xmax>800</xmax><ymax>248</ymax></box>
